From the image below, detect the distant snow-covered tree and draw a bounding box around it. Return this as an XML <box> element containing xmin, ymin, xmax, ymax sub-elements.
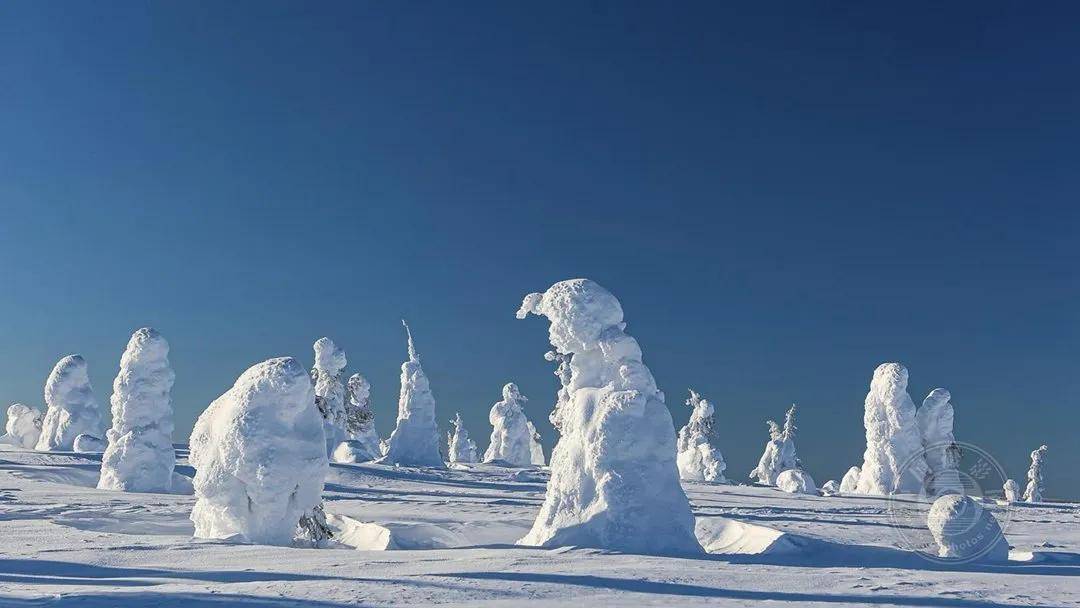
<box><xmin>378</xmin><ymin>322</ymin><xmax>444</xmax><ymax>468</ymax></box>
<box><xmin>855</xmin><ymin>363</ymin><xmax>928</xmax><ymax>495</ymax></box>
<box><xmin>749</xmin><ymin>405</ymin><xmax>798</xmax><ymax>486</ymax></box>
<box><xmin>527</xmin><ymin>420</ymin><xmax>545</xmax><ymax>466</ymax></box>
<box><xmin>483</xmin><ymin>383</ymin><xmax>533</xmax><ymax>466</ymax></box>
<box><xmin>916</xmin><ymin>388</ymin><xmax>963</xmax><ymax>496</ymax></box>
<box><xmin>839</xmin><ymin>465</ymin><xmax>861</xmax><ymax>494</ymax></box>
<box><xmin>676</xmin><ymin>389</ymin><xmax>727</xmax><ymax>482</ymax></box>
<box><xmin>1003</xmin><ymin>479</ymin><xmax>1020</xmax><ymax>503</ymax></box>
<box><xmin>1023</xmin><ymin>444</ymin><xmax>1048</xmax><ymax>503</ymax></box>
<box><xmin>447</xmin><ymin>412</ymin><xmax>478</xmax><ymax>464</ymax></box>
<box><xmin>2</xmin><ymin>403</ymin><xmax>43</xmax><ymax>449</ymax></box>
<box><xmin>36</xmin><ymin>355</ymin><xmax>103</xmax><ymax>452</ymax></box>
<box><xmin>98</xmin><ymin>328</ymin><xmax>176</xmax><ymax>492</ymax></box>
<box><xmin>312</xmin><ymin>337</ymin><xmax>347</xmax><ymax>456</ymax></box>
<box><xmin>334</xmin><ymin>373</ymin><xmax>382</xmax><ymax>462</ymax></box>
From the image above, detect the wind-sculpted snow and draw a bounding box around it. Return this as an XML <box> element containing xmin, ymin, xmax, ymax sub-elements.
<box><xmin>312</xmin><ymin>337</ymin><xmax>347</xmax><ymax>456</ymax></box>
<box><xmin>749</xmin><ymin>406</ymin><xmax>798</xmax><ymax>486</ymax></box>
<box><xmin>515</xmin><ymin>279</ymin><xmax>701</xmax><ymax>555</ymax></box>
<box><xmin>1024</xmin><ymin>444</ymin><xmax>1048</xmax><ymax>502</ymax></box>
<box><xmin>379</xmin><ymin>322</ymin><xmax>444</xmax><ymax>468</ymax></box>
<box><xmin>99</xmin><ymin>328</ymin><xmax>176</xmax><ymax>493</ymax></box>
<box><xmin>840</xmin><ymin>465</ymin><xmax>861</xmax><ymax>494</ymax></box>
<box><xmin>189</xmin><ymin>357</ymin><xmax>328</xmax><ymax>546</ymax></box>
<box><xmin>677</xmin><ymin>390</ymin><xmax>727</xmax><ymax>482</ymax></box>
<box><xmin>856</xmin><ymin>363</ymin><xmax>928</xmax><ymax>495</ymax></box>
<box><xmin>447</xmin><ymin>412</ymin><xmax>478</xmax><ymax>463</ymax></box>
<box><xmin>776</xmin><ymin>469</ymin><xmax>817</xmax><ymax>495</ymax></box>
<box><xmin>3</xmin><ymin>403</ymin><xmax>43</xmax><ymax>449</ymax></box>
<box><xmin>917</xmin><ymin>388</ymin><xmax>962</xmax><ymax>495</ymax></box>
<box><xmin>36</xmin><ymin>355</ymin><xmax>103</xmax><ymax>452</ymax></box>
<box><xmin>926</xmin><ymin>494</ymin><xmax>1008</xmax><ymax>562</ymax></box>
<box><xmin>344</xmin><ymin>373</ymin><xmax>381</xmax><ymax>460</ymax></box>
<box><xmin>483</xmin><ymin>383</ymin><xmax>534</xmax><ymax>466</ymax></box>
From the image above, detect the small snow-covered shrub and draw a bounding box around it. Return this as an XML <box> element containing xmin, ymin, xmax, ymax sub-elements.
<box><xmin>483</xmin><ymin>383</ymin><xmax>533</xmax><ymax>466</ymax></box>
<box><xmin>1003</xmin><ymin>479</ymin><xmax>1019</xmax><ymax>503</ymax></box>
<box><xmin>344</xmin><ymin>373</ymin><xmax>381</xmax><ymax>461</ymax></box>
<box><xmin>676</xmin><ymin>390</ymin><xmax>726</xmax><ymax>482</ymax></box>
<box><xmin>840</xmin><ymin>466</ymin><xmax>861</xmax><ymax>494</ymax></box>
<box><xmin>379</xmin><ymin>322</ymin><xmax>444</xmax><ymax>468</ymax></box>
<box><xmin>515</xmin><ymin>279</ymin><xmax>700</xmax><ymax>555</ymax></box>
<box><xmin>37</xmin><ymin>355</ymin><xmax>103</xmax><ymax>452</ymax></box>
<box><xmin>856</xmin><ymin>363</ymin><xmax>928</xmax><ymax>495</ymax></box>
<box><xmin>749</xmin><ymin>405</ymin><xmax>799</xmax><ymax>486</ymax></box>
<box><xmin>99</xmin><ymin>328</ymin><xmax>176</xmax><ymax>493</ymax></box>
<box><xmin>447</xmin><ymin>412</ymin><xmax>478</xmax><ymax>464</ymax></box>
<box><xmin>3</xmin><ymin>403</ymin><xmax>43</xmax><ymax>449</ymax></box>
<box><xmin>917</xmin><ymin>388</ymin><xmax>963</xmax><ymax>495</ymax></box>
<box><xmin>1023</xmin><ymin>444</ymin><xmax>1048</xmax><ymax>503</ymax></box>
<box><xmin>776</xmin><ymin>469</ymin><xmax>816</xmax><ymax>495</ymax></box>
<box><xmin>189</xmin><ymin>357</ymin><xmax>327</xmax><ymax>546</ymax></box>
<box><xmin>821</xmin><ymin>480</ymin><xmax>840</xmax><ymax>496</ymax></box>
<box><xmin>73</xmin><ymin>433</ymin><xmax>106</xmax><ymax>453</ymax></box>
<box><xmin>926</xmin><ymin>494</ymin><xmax>1008</xmax><ymax>562</ymax></box>
<box><xmin>312</xmin><ymin>338</ymin><xmax>347</xmax><ymax>456</ymax></box>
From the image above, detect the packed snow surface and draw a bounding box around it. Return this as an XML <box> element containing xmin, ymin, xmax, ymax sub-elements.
<box><xmin>856</xmin><ymin>363</ymin><xmax>928</xmax><ymax>495</ymax></box>
<box><xmin>188</xmin><ymin>357</ymin><xmax>328</xmax><ymax>546</ymax></box>
<box><xmin>926</xmin><ymin>494</ymin><xmax>1009</xmax><ymax>563</ymax></box>
<box><xmin>916</xmin><ymin>388</ymin><xmax>963</xmax><ymax>495</ymax></box>
<box><xmin>676</xmin><ymin>389</ymin><xmax>727</xmax><ymax>482</ymax></box>
<box><xmin>378</xmin><ymin>322</ymin><xmax>444</xmax><ymax>468</ymax></box>
<box><xmin>99</xmin><ymin>328</ymin><xmax>176</xmax><ymax>493</ymax></box>
<box><xmin>776</xmin><ymin>469</ymin><xmax>817</xmax><ymax>495</ymax></box>
<box><xmin>36</xmin><ymin>355</ymin><xmax>103</xmax><ymax>452</ymax></box>
<box><xmin>483</xmin><ymin>383</ymin><xmax>534</xmax><ymax>466</ymax></box>
<box><xmin>515</xmin><ymin>279</ymin><xmax>700</xmax><ymax>555</ymax></box>
<box><xmin>3</xmin><ymin>403</ymin><xmax>43</xmax><ymax>448</ymax></box>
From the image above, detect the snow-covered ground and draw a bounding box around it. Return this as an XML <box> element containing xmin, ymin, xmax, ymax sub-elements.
<box><xmin>0</xmin><ymin>444</ymin><xmax>1077</xmax><ymax>607</ymax></box>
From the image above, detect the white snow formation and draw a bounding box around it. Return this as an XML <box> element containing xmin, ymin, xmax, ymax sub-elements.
<box><xmin>749</xmin><ymin>405</ymin><xmax>799</xmax><ymax>486</ymax></box>
<box><xmin>515</xmin><ymin>279</ymin><xmax>700</xmax><ymax>555</ymax></box>
<box><xmin>916</xmin><ymin>388</ymin><xmax>963</xmax><ymax>496</ymax></box>
<box><xmin>36</xmin><ymin>355</ymin><xmax>103</xmax><ymax>452</ymax></box>
<box><xmin>3</xmin><ymin>403</ymin><xmax>43</xmax><ymax>449</ymax></box>
<box><xmin>840</xmin><ymin>466</ymin><xmax>862</xmax><ymax>494</ymax></box>
<box><xmin>312</xmin><ymin>337</ymin><xmax>348</xmax><ymax>457</ymax></box>
<box><xmin>1023</xmin><ymin>444</ymin><xmax>1048</xmax><ymax>503</ymax></box>
<box><xmin>73</xmin><ymin>433</ymin><xmax>106</xmax><ymax>453</ymax></box>
<box><xmin>527</xmin><ymin>420</ymin><xmax>545</xmax><ymax>466</ymax></box>
<box><xmin>926</xmin><ymin>494</ymin><xmax>1009</xmax><ymax>562</ymax></box>
<box><xmin>344</xmin><ymin>373</ymin><xmax>382</xmax><ymax>460</ymax></box>
<box><xmin>821</xmin><ymin>479</ymin><xmax>840</xmax><ymax>496</ymax></box>
<box><xmin>855</xmin><ymin>363</ymin><xmax>928</xmax><ymax>495</ymax></box>
<box><xmin>189</xmin><ymin>357</ymin><xmax>328</xmax><ymax>546</ymax></box>
<box><xmin>676</xmin><ymin>389</ymin><xmax>727</xmax><ymax>482</ymax></box>
<box><xmin>1003</xmin><ymin>479</ymin><xmax>1020</xmax><ymax>503</ymax></box>
<box><xmin>447</xmin><ymin>412</ymin><xmax>478</xmax><ymax>464</ymax></box>
<box><xmin>544</xmin><ymin>350</ymin><xmax>572</xmax><ymax>434</ymax></box>
<box><xmin>378</xmin><ymin>322</ymin><xmax>444</xmax><ymax>468</ymax></box>
<box><xmin>483</xmin><ymin>383</ymin><xmax>534</xmax><ymax>466</ymax></box>
<box><xmin>776</xmin><ymin>468</ymin><xmax>817</xmax><ymax>495</ymax></box>
<box><xmin>98</xmin><ymin>328</ymin><xmax>176</xmax><ymax>493</ymax></box>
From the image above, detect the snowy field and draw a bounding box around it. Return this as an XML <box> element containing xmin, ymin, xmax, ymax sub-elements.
<box><xmin>0</xmin><ymin>444</ymin><xmax>1076</xmax><ymax>607</ymax></box>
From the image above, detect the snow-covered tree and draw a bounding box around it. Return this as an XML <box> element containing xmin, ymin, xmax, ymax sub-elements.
<box><xmin>98</xmin><ymin>328</ymin><xmax>176</xmax><ymax>492</ymax></box>
<box><xmin>447</xmin><ymin>412</ymin><xmax>478</xmax><ymax>464</ymax></box>
<box><xmin>855</xmin><ymin>363</ymin><xmax>928</xmax><ymax>495</ymax></box>
<box><xmin>749</xmin><ymin>405</ymin><xmax>799</xmax><ymax>486</ymax></box>
<box><xmin>545</xmin><ymin>350</ymin><xmax>572</xmax><ymax>434</ymax></box>
<box><xmin>36</xmin><ymin>355</ymin><xmax>103</xmax><ymax>452</ymax></box>
<box><xmin>333</xmin><ymin>373</ymin><xmax>382</xmax><ymax>462</ymax></box>
<box><xmin>1003</xmin><ymin>479</ymin><xmax>1020</xmax><ymax>503</ymax></box>
<box><xmin>776</xmin><ymin>469</ymin><xmax>817</xmax><ymax>495</ymax></box>
<box><xmin>2</xmin><ymin>403</ymin><xmax>43</xmax><ymax>449</ymax></box>
<box><xmin>676</xmin><ymin>389</ymin><xmax>727</xmax><ymax>482</ymax></box>
<box><xmin>515</xmin><ymin>279</ymin><xmax>700</xmax><ymax>555</ymax></box>
<box><xmin>312</xmin><ymin>337</ymin><xmax>347</xmax><ymax>456</ymax></box>
<box><xmin>839</xmin><ymin>465</ymin><xmax>861</xmax><ymax>494</ymax></box>
<box><xmin>527</xmin><ymin>420</ymin><xmax>545</xmax><ymax>466</ymax></box>
<box><xmin>1023</xmin><ymin>444</ymin><xmax>1048</xmax><ymax>503</ymax></box>
<box><xmin>483</xmin><ymin>383</ymin><xmax>534</xmax><ymax>466</ymax></box>
<box><xmin>821</xmin><ymin>479</ymin><xmax>840</xmax><ymax>496</ymax></box>
<box><xmin>916</xmin><ymin>388</ymin><xmax>962</xmax><ymax>495</ymax></box>
<box><xmin>378</xmin><ymin>322</ymin><xmax>444</xmax><ymax>468</ymax></box>
<box><xmin>189</xmin><ymin>357</ymin><xmax>328</xmax><ymax>546</ymax></box>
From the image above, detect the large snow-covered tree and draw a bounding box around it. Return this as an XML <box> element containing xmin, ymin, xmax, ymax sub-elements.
<box><xmin>855</xmin><ymin>363</ymin><xmax>928</xmax><ymax>495</ymax></box>
<box><xmin>2</xmin><ymin>403</ymin><xmax>43</xmax><ymax>449</ymax></box>
<box><xmin>749</xmin><ymin>405</ymin><xmax>799</xmax><ymax>486</ymax></box>
<box><xmin>1023</xmin><ymin>444</ymin><xmax>1048</xmax><ymax>503</ymax></box>
<box><xmin>483</xmin><ymin>383</ymin><xmax>533</xmax><ymax>466</ymax></box>
<box><xmin>916</xmin><ymin>388</ymin><xmax>963</xmax><ymax>495</ymax></box>
<box><xmin>189</xmin><ymin>357</ymin><xmax>327</xmax><ymax>546</ymax></box>
<box><xmin>378</xmin><ymin>322</ymin><xmax>444</xmax><ymax>468</ymax></box>
<box><xmin>676</xmin><ymin>389</ymin><xmax>727</xmax><ymax>482</ymax></box>
<box><xmin>447</xmin><ymin>412</ymin><xmax>478</xmax><ymax>464</ymax></box>
<box><xmin>36</xmin><ymin>355</ymin><xmax>103</xmax><ymax>452</ymax></box>
<box><xmin>312</xmin><ymin>337</ymin><xmax>347</xmax><ymax>456</ymax></box>
<box><xmin>515</xmin><ymin>279</ymin><xmax>701</xmax><ymax>555</ymax></box>
<box><xmin>98</xmin><ymin>328</ymin><xmax>176</xmax><ymax>493</ymax></box>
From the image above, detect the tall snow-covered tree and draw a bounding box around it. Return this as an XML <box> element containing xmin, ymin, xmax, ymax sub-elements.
<box><xmin>447</xmin><ymin>412</ymin><xmax>478</xmax><ymax>464</ymax></box>
<box><xmin>340</xmin><ymin>373</ymin><xmax>381</xmax><ymax>461</ymax></box>
<box><xmin>749</xmin><ymin>405</ymin><xmax>799</xmax><ymax>485</ymax></box>
<box><xmin>515</xmin><ymin>279</ymin><xmax>701</xmax><ymax>555</ymax></box>
<box><xmin>98</xmin><ymin>328</ymin><xmax>177</xmax><ymax>492</ymax></box>
<box><xmin>311</xmin><ymin>337</ymin><xmax>347</xmax><ymax>456</ymax></box>
<box><xmin>527</xmin><ymin>420</ymin><xmax>545</xmax><ymax>466</ymax></box>
<box><xmin>189</xmin><ymin>357</ymin><xmax>327</xmax><ymax>546</ymax></box>
<box><xmin>36</xmin><ymin>355</ymin><xmax>103</xmax><ymax>452</ymax></box>
<box><xmin>483</xmin><ymin>383</ymin><xmax>534</xmax><ymax>466</ymax></box>
<box><xmin>1023</xmin><ymin>444</ymin><xmax>1048</xmax><ymax>503</ymax></box>
<box><xmin>855</xmin><ymin>363</ymin><xmax>928</xmax><ymax>495</ymax></box>
<box><xmin>2</xmin><ymin>403</ymin><xmax>43</xmax><ymax>449</ymax></box>
<box><xmin>676</xmin><ymin>389</ymin><xmax>727</xmax><ymax>482</ymax></box>
<box><xmin>378</xmin><ymin>322</ymin><xmax>444</xmax><ymax>468</ymax></box>
<box><xmin>916</xmin><ymin>388</ymin><xmax>963</xmax><ymax>495</ymax></box>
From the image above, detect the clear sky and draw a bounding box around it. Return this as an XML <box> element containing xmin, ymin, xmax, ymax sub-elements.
<box><xmin>1</xmin><ymin>2</ymin><xmax>1077</xmax><ymax>497</ymax></box>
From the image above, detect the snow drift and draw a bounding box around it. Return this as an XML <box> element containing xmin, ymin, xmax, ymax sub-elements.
<box><xmin>676</xmin><ymin>389</ymin><xmax>726</xmax><ymax>482</ymax></box>
<box><xmin>36</xmin><ymin>355</ymin><xmax>103</xmax><ymax>452</ymax></box>
<box><xmin>926</xmin><ymin>494</ymin><xmax>1009</xmax><ymax>562</ymax></box>
<box><xmin>856</xmin><ymin>363</ymin><xmax>928</xmax><ymax>495</ymax></box>
<box><xmin>379</xmin><ymin>322</ymin><xmax>444</xmax><ymax>468</ymax></box>
<box><xmin>3</xmin><ymin>403</ymin><xmax>43</xmax><ymax>449</ymax></box>
<box><xmin>483</xmin><ymin>383</ymin><xmax>534</xmax><ymax>466</ymax></box>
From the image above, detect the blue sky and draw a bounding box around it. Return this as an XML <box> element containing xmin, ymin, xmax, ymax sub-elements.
<box><xmin>1</xmin><ymin>2</ymin><xmax>1077</xmax><ymax>497</ymax></box>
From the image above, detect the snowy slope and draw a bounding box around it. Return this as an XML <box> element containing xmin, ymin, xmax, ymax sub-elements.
<box><xmin>0</xmin><ymin>444</ymin><xmax>1077</xmax><ymax>607</ymax></box>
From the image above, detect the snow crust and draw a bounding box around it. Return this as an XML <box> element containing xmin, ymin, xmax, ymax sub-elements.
<box><xmin>344</xmin><ymin>373</ymin><xmax>381</xmax><ymax>460</ymax></box>
<box><xmin>776</xmin><ymin>468</ymin><xmax>817</xmax><ymax>495</ymax></box>
<box><xmin>1023</xmin><ymin>444</ymin><xmax>1047</xmax><ymax>502</ymax></box>
<box><xmin>749</xmin><ymin>406</ymin><xmax>798</xmax><ymax>486</ymax></box>
<box><xmin>856</xmin><ymin>363</ymin><xmax>928</xmax><ymax>495</ymax></box>
<box><xmin>72</xmin><ymin>433</ymin><xmax>105</xmax><ymax>453</ymax></box>
<box><xmin>483</xmin><ymin>383</ymin><xmax>533</xmax><ymax>466</ymax></box>
<box><xmin>36</xmin><ymin>355</ymin><xmax>103</xmax><ymax>452</ymax></box>
<box><xmin>99</xmin><ymin>328</ymin><xmax>176</xmax><ymax>493</ymax></box>
<box><xmin>917</xmin><ymin>388</ymin><xmax>962</xmax><ymax>495</ymax></box>
<box><xmin>189</xmin><ymin>357</ymin><xmax>328</xmax><ymax>546</ymax></box>
<box><xmin>840</xmin><ymin>466</ymin><xmax>862</xmax><ymax>494</ymax></box>
<box><xmin>676</xmin><ymin>389</ymin><xmax>727</xmax><ymax>482</ymax></box>
<box><xmin>926</xmin><ymin>494</ymin><xmax>1009</xmax><ymax>562</ymax></box>
<box><xmin>312</xmin><ymin>337</ymin><xmax>348</xmax><ymax>456</ymax></box>
<box><xmin>3</xmin><ymin>403</ymin><xmax>43</xmax><ymax>449</ymax></box>
<box><xmin>379</xmin><ymin>322</ymin><xmax>444</xmax><ymax>468</ymax></box>
<box><xmin>515</xmin><ymin>279</ymin><xmax>700</xmax><ymax>555</ymax></box>
<box><xmin>447</xmin><ymin>412</ymin><xmax>478</xmax><ymax>463</ymax></box>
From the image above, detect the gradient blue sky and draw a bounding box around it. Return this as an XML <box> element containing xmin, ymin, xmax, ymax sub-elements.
<box><xmin>1</xmin><ymin>2</ymin><xmax>1077</xmax><ymax>497</ymax></box>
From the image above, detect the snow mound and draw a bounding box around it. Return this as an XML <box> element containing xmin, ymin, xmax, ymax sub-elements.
<box><xmin>483</xmin><ymin>383</ymin><xmax>533</xmax><ymax>466</ymax></box>
<box><xmin>676</xmin><ymin>390</ymin><xmax>727</xmax><ymax>482</ymax></box>
<box><xmin>332</xmin><ymin>440</ymin><xmax>377</xmax><ymax>464</ymax></box>
<box><xmin>839</xmin><ymin>465</ymin><xmax>861</xmax><ymax>494</ymax></box>
<box><xmin>515</xmin><ymin>279</ymin><xmax>701</xmax><ymax>555</ymax></box>
<box><xmin>328</xmin><ymin>513</ymin><xmax>466</xmax><ymax>551</ymax></box>
<box><xmin>856</xmin><ymin>363</ymin><xmax>928</xmax><ymax>495</ymax></box>
<box><xmin>696</xmin><ymin>517</ymin><xmax>810</xmax><ymax>556</ymax></box>
<box><xmin>189</xmin><ymin>357</ymin><xmax>328</xmax><ymax>546</ymax></box>
<box><xmin>821</xmin><ymin>479</ymin><xmax>840</xmax><ymax>496</ymax></box>
<box><xmin>99</xmin><ymin>328</ymin><xmax>176</xmax><ymax>493</ymax></box>
<box><xmin>36</xmin><ymin>355</ymin><xmax>103</xmax><ymax>452</ymax></box>
<box><xmin>378</xmin><ymin>322</ymin><xmax>444</xmax><ymax>468</ymax></box>
<box><xmin>776</xmin><ymin>469</ymin><xmax>817</xmax><ymax>494</ymax></box>
<box><xmin>926</xmin><ymin>494</ymin><xmax>1009</xmax><ymax>562</ymax></box>
<box><xmin>3</xmin><ymin>403</ymin><xmax>43</xmax><ymax>449</ymax></box>
<box><xmin>73</xmin><ymin>433</ymin><xmax>105</xmax><ymax>453</ymax></box>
